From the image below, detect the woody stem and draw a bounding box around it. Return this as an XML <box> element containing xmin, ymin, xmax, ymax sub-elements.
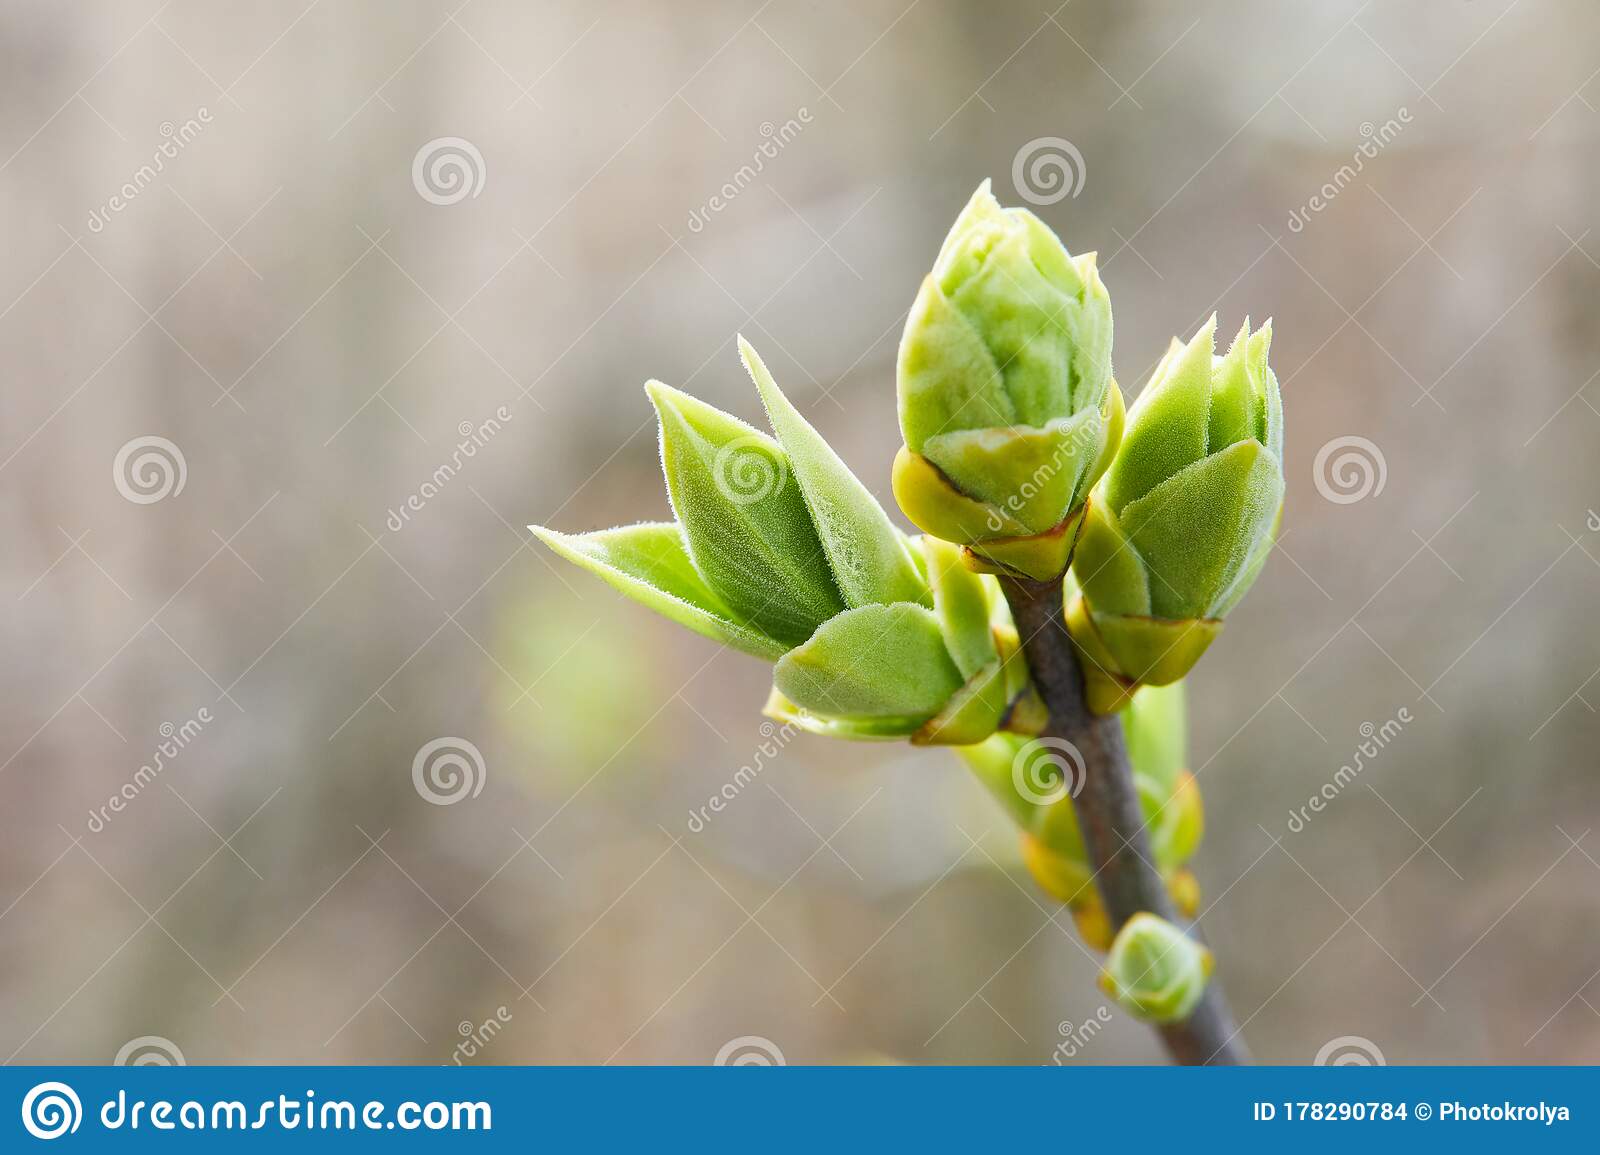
<box><xmin>999</xmin><ymin>573</ymin><xmax>1249</xmax><ymax>1066</ymax></box>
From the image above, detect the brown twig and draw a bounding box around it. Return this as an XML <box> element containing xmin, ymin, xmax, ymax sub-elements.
<box><xmin>1000</xmin><ymin>574</ymin><xmax>1250</xmax><ymax>1066</ymax></box>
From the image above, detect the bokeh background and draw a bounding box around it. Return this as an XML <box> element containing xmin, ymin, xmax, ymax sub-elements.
<box><xmin>2</xmin><ymin>0</ymin><xmax>1598</xmax><ymax>1065</ymax></box>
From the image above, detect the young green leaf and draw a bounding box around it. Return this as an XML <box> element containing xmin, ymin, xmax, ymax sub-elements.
<box><xmin>530</xmin><ymin>522</ymin><xmax>788</xmax><ymax>660</ymax></box>
<box><xmin>739</xmin><ymin>337</ymin><xmax>929</xmax><ymax>609</ymax></box>
<box><xmin>648</xmin><ymin>380</ymin><xmax>845</xmax><ymax>647</ymax></box>
<box><xmin>773</xmin><ymin>603</ymin><xmax>962</xmax><ymax>720</ymax></box>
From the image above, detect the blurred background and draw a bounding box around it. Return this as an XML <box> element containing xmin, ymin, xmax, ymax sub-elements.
<box><xmin>1</xmin><ymin>0</ymin><xmax>1597</xmax><ymax>1065</ymax></box>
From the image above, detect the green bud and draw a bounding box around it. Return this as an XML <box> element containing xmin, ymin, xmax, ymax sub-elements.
<box><xmin>1098</xmin><ymin>913</ymin><xmax>1214</xmax><ymax>1024</ymax></box>
<box><xmin>538</xmin><ymin>343</ymin><xmax>1036</xmax><ymax>747</ymax></box>
<box><xmin>1069</xmin><ymin>316</ymin><xmax>1284</xmax><ymax>710</ymax></box>
<box><xmin>894</xmin><ymin>181</ymin><xmax>1120</xmax><ymax>580</ymax></box>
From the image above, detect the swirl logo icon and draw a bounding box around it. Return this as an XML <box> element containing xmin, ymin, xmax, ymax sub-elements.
<box><xmin>112</xmin><ymin>436</ymin><xmax>187</xmax><ymax>504</ymax></box>
<box><xmin>412</xmin><ymin>137</ymin><xmax>486</xmax><ymax>205</ymax></box>
<box><xmin>1012</xmin><ymin>737</ymin><xmax>1086</xmax><ymax>805</ymax></box>
<box><xmin>1313</xmin><ymin>435</ymin><xmax>1387</xmax><ymax>505</ymax></box>
<box><xmin>1012</xmin><ymin>137</ymin><xmax>1087</xmax><ymax>206</ymax></box>
<box><xmin>1314</xmin><ymin>1035</ymin><xmax>1386</xmax><ymax>1065</ymax></box>
<box><xmin>114</xmin><ymin>1034</ymin><xmax>186</xmax><ymax>1065</ymax></box>
<box><xmin>21</xmin><ymin>1082</ymin><xmax>81</xmax><ymax>1140</ymax></box>
<box><xmin>714</xmin><ymin>1035</ymin><xmax>785</xmax><ymax>1065</ymax></box>
<box><xmin>713</xmin><ymin>435</ymin><xmax>789</xmax><ymax>506</ymax></box>
<box><xmin>412</xmin><ymin>737</ymin><xmax>487</xmax><ymax>805</ymax></box>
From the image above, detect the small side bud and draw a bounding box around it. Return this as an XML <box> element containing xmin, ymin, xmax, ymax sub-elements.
<box><xmin>1098</xmin><ymin>913</ymin><xmax>1214</xmax><ymax>1024</ymax></box>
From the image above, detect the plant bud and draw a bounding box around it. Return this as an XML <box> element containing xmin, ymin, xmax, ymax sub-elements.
<box><xmin>894</xmin><ymin>181</ymin><xmax>1121</xmax><ymax>580</ymax></box>
<box><xmin>540</xmin><ymin>342</ymin><xmax>1040</xmax><ymax>748</ymax></box>
<box><xmin>1069</xmin><ymin>316</ymin><xmax>1283</xmax><ymax>711</ymax></box>
<box><xmin>1098</xmin><ymin>913</ymin><xmax>1214</xmax><ymax>1024</ymax></box>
